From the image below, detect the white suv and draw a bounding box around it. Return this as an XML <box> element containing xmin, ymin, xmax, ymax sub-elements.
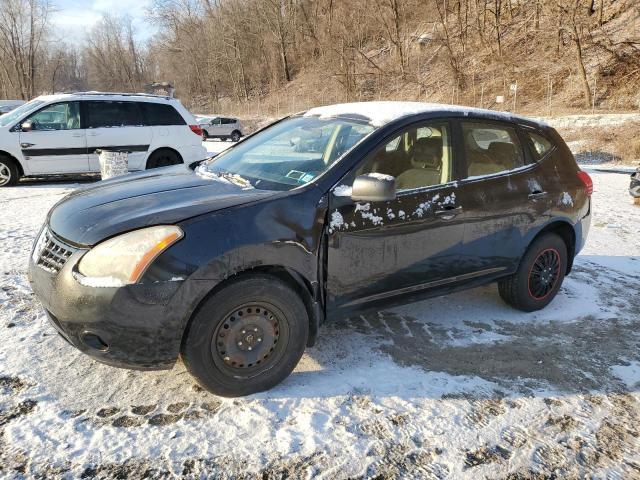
<box><xmin>0</xmin><ymin>92</ymin><xmax>207</xmax><ymax>186</ymax></box>
<box><xmin>197</xmin><ymin>115</ymin><xmax>243</xmax><ymax>142</ymax></box>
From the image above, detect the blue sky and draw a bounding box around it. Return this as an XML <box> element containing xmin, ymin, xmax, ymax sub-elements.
<box><xmin>51</xmin><ymin>0</ymin><xmax>156</xmax><ymax>44</ymax></box>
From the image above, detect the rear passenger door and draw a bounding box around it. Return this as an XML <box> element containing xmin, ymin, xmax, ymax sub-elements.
<box><xmin>456</xmin><ymin>120</ymin><xmax>549</xmax><ymax>276</ymax></box>
<box><xmin>85</xmin><ymin>101</ymin><xmax>152</xmax><ymax>172</ymax></box>
<box><xmin>140</xmin><ymin>103</ymin><xmax>189</xmax><ymax>159</ymax></box>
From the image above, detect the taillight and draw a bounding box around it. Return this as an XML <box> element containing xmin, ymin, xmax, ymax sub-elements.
<box><xmin>189</xmin><ymin>124</ymin><xmax>203</xmax><ymax>136</ymax></box>
<box><xmin>577</xmin><ymin>171</ymin><xmax>593</xmax><ymax>196</ymax></box>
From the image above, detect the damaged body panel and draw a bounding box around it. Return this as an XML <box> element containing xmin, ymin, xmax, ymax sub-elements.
<box><xmin>28</xmin><ymin>102</ymin><xmax>591</xmax><ymax>395</ymax></box>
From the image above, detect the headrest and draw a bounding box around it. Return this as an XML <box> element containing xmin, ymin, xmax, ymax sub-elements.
<box><xmin>414</xmin><ymin>137</ymin><xmax>442</xmax><ymax>157</ymax></box>
<box><xmin>487</xmin><ymin>142</ymin><xmax>516</xmax><ymax>161</ymax></box>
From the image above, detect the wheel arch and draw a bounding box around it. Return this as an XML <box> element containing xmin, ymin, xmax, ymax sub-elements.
<box><xmin>181</xmin><ymin>265</ymin><xmax>321</xmax><ymax>353</ymax></box>
<box><xmin>0</xmin><ymin>150</ymin><xmax>24</xmax><ymax>176</ymax></box>
<box><xmin>528</xmin><ymin>220</ymin><xmax>576</xmax><ymax>274</ymax></box>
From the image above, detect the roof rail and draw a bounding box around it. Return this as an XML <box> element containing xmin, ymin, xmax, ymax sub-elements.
<box><xmin>68</xmin><ymin>91</ymin><xmax>174</xmax><ymax>100</ymax></box>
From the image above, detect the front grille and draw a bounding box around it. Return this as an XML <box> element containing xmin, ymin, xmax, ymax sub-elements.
<box><xmin>35</xmin><ymin>228</ymin><xmax>77</xmax><ymax>274</ymax></box>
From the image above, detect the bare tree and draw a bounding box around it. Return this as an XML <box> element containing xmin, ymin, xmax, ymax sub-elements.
<box><xmin>0</xmin><ymin>0</ymin><xmax>52</xmax><ymax>99</ymax></box>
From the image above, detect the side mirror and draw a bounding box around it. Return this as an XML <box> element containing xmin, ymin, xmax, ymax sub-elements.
<box><xmin>351</xmin><ymin>173</ymin><xmax>396</xmax><ymax>202</ymax></box>
<box><xmin>20</xmin><ymin>121</ymin><xmax>33</xmax><ymax>132</ymax></box>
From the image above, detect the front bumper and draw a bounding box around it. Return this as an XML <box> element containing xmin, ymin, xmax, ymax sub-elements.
<box><xmin>28</xmin><ymin>246</ymin><xmax>193</xmax><ymax>370</ymax></box>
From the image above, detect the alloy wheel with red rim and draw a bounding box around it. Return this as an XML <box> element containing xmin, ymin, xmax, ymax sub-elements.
<box><xmin>527</xmin><ymin>248</ymin><xmax>561</xmax><ymax>300</ymax></box>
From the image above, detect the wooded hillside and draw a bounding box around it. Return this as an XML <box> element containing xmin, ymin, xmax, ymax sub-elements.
<box><xmin>1</xmin><ymin>0</ymin><xmax>638</xmax><ymax>116</ymax></box>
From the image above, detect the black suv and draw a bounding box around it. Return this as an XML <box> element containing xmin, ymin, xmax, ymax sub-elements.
<box><xmin>29</xmin><ymin>102</ymin><xmax>592</xmax><ymax>397</ymax></box>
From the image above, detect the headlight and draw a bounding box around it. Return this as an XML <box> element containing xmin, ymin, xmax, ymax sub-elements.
<box><xmin>77</xmin><ymin>226</ymin><xmax>183</xmax><ymax>285</ymax></box>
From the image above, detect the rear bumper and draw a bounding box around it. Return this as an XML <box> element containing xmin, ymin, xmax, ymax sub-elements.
<box><xmin>28</xmin><ymin>249</ymin><xmax>191</xmax><ymax>370</ymax></box>
<box><xmin>575</xmin><ymin>199</ymin><xmax>592</xmax><ymax>256</ymax></box>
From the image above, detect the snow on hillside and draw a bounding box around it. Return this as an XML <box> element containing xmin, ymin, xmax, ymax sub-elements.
<box><xmin>0</xmin><ymin>172</ymin><xmax>639</xmax><ymax>478</ymax></box>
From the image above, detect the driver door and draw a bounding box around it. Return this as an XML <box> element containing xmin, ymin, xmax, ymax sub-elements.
<box><xmin>19</xmin><ymin>101</ymin><xmax>88</xmax><ymax>174</ymax></box>
<box><xmin>326</xmin><ymin>120</ymin><xmax>466</xmax><ymax>312</ymax></box>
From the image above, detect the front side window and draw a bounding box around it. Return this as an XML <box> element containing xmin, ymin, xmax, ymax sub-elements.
<box><xmin>202</xmin><ymin>116</ymin><xmax>375</xmax><ymax>191</ymax></box>
<box><xmin>86</xmin><ymin>101</ymin><xmax>143</xmax><ymax>128</ymax></box>
<box><xmin>25</xmin><ymin>102</ymin><xmax>80</xmax><ymax>130</ymax></box>
<box><xmin>357</xmin><ymin>122</ymin><xmax>453</xmax><ymax>191</ymax></box>
<box><xmin>0</xmin><ymin>100</ymin><xmax>45</xmax><ymax>127</ymax></box>
<box><xmin>462</xmin><ymin>122</ymin><xmax>523</xmax><ymax>178</ymax></box>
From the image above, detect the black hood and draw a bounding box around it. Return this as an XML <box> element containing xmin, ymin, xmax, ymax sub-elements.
<box><xmin>48</xmin><ymin>165</ymin><xmax>275</xmax><ymax>246</ymax></box>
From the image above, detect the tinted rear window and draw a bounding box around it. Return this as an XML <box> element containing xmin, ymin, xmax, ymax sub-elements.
<box><xmin>85</xmin><ymin>101</ymin><xmax>144</xmax><ymax>128</ymax></box>
<box><xmin>462</xmin><ymin>122</ymin><xmax>524</xmax><ymax>178</ymax></box>
<box><xmin>526</xmin><ymin>131</ymin><xmax>554</xmax><ymax>160</ymax></box>
<box><xmin>140</xmin><ymin>103</ymin><xmax>186</xmax><ymax>126</ymax></box>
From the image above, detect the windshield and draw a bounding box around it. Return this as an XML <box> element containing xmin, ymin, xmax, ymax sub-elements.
<box><xmin>0</xmin><ymin>99</ymin><xmax>44</xmax><ymax>127</ymax></box>
<box><xmin>202</xmin><ymin>116</ymin><xmax>375</xmax><ymax>191</ymax></box>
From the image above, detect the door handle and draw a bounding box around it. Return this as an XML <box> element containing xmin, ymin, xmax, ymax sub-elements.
<box><xmin>87</xmin><ymin>131</ymin><xmax>99</xmax><ymax>137</ymax></box>
<box><xmin>528</xmin><ymin>191</ymin><xmax>548</xmax><ymax>199</ymax></box>
<box><xmin>20</xmin><ymin>142</ymin><xmax>35</xmax><ymax>148</ymax></box>
<box><xmin>435</xmin><ymin>205</ymin><xmax>462</xmax><ymax>220</ymax></box>
<box><xmin>72</xmin><ymin>133</ymin><xmax>84</xmax><ymax>138</ymax></box>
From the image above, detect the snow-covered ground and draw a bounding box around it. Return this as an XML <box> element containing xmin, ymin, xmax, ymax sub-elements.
<box><xmin>1</xmin><ymin>172</ymin><xmax>639</xmax><ymax>478</ymax></box>
<box><xmin>203</xmin><ymin>139</ymin><xmax>234</xmax><ymax>155</ymax></box>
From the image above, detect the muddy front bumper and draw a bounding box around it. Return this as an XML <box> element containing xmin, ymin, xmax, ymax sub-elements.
<box><xmin>27</xmin><ymin>242</ymin><xmax>195</xmax><ymax>371</ymax></box>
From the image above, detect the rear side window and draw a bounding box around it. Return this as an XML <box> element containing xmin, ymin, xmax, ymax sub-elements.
<box><xmin>462</xmin><ymin>122</ymin><xmax>523</xmax><ymax>178</ymax></box>
<box><xmin>139</xmin><ymin>103</ymin><xmax>186</xmax><ymax>126</ymax></box>
<box><xmin>526</xmin><ymin>131</ymin><xmax>554</xmax><ymax>160</ymax></box>
<box><xmin>85</xmin><ymin>101</ymin><xmax>143</xmax><ymax>128</ymax></box>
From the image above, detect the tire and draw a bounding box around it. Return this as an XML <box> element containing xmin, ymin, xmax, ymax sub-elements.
<box><xmin>498</xmin><ymin>233</ymin><xmax>568</xmax><ymax>312</ymax></box>
<box><xmin>0</xmin><ymin>155</ymin><xmax>19</xmax><ymax>187</ymax></box>
<box><xmin>202</xmin><ymin>130</ymin><xmax>209</xmax><ymax>141</ymax></box>
<box><xmin>231</xmin><ymin>130</ymin><xmax>241</xmax><ymax>142</ymax></box>
<box><xmin>181</xmin><ymin>274</ymin><xmax>309</xmax><ymax>397</ymax></box>
<box><xmin>146</xmin><ymin>149</ymin><xmax>182</xmax><ymax>169</ymax></box>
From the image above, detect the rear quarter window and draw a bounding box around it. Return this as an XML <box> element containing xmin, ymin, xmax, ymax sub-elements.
<box><xmin>526</xmin><ymin>131</ymin><xmax>554</xmax><ymax>161</ymax></box>
<box><xmin>140</xmin><ymin>103</ymin><xmax>186</xmax><ymax>126</ymax></box>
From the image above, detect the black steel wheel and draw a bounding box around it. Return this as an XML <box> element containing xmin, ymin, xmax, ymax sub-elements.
<box><xmin>498</xmin><ymin>233</ymin><xmax>567</xmax><ymax>312</ymax></box>
<box><xmin>212</xmin><ymin>304</ymin><xmax>287</xmax><ymax>375</ymax></box>
<box><xmin>181</xmin><ymin>274</ymin><xmax>309</xmax><ymax>397</ymax></box>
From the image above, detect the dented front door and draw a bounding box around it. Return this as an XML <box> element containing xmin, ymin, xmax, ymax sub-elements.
<box><xmin>325</xmin><ymin>184</ymin><xmax>465</xmax><ymax>311</ymax></box>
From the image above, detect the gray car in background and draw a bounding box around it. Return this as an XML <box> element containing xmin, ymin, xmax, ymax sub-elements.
<box><xmin>197</xmin><ymin>115</ymin><xmax>243</xmax><ymax>141</ymax></box>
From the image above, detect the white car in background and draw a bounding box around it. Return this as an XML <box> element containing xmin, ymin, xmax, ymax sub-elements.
<box><xmin>0</xmin><ymin>92</ymin><xmax>207</xmax><ymax>187</ymax></box>
<box><xmin>197</xmin><ymin>115</ymin><xmax>243</xmax><ymax>142</ymax></box>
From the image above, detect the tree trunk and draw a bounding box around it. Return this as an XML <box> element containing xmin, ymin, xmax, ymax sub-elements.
<box><xmin>572</xmin><ymin>23</ymin><xmax>592</xmax><ymax>108</ymax></box>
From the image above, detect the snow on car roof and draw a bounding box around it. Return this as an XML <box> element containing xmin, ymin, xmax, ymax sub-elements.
<box><xmin>34</xmin><ymin>92</ymin><xmax>178</xmax><ymax>104</ymax></box>
<box><xmin>303</xmin><ymin>101</ymin><xmax>547</xmax><ymax>128</ymax></box>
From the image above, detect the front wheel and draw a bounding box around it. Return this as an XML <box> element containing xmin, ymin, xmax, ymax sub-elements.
<box><xmin>181</xmin><ymin>275</ymin><xmax>309</xmax><ymax>397</ymax></box>
<box><xmin>0</xmin><ymin>156</ymin><xmax>19</xmax><ymax>187</ymax></box>
<box><xmin>498</xmin><ymin>233</ymin><xmax>568</xmax><ymax>312</ymax></box>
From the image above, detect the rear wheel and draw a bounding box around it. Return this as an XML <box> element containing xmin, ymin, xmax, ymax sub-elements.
<box><xmin>181</xmin><ymin>275</ymin><xmax>309</xmax><ymax>397</ymax></box>
<box><xmin>202</xmin><ymin>130</ymin><xmax>209</xmax><ymax>141</ymax></box>
<box><xmin>0</xmin><ymin>156</ymin><xmax>19</xmax><ymax>187</ymax></box>
<box><xmin>230</xmin><ymin>130</ymin><xmax>241</xmax><ymax>142</ymax></box>
<box><xmin>146</xmin><ymin>149</ymin><xmax>182</xmax><ymax>169</ymax></box>
<box><xmin>498</xmin><ymin>233</ymin><xmax>567</xmax><ymax>312</ymax></box>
